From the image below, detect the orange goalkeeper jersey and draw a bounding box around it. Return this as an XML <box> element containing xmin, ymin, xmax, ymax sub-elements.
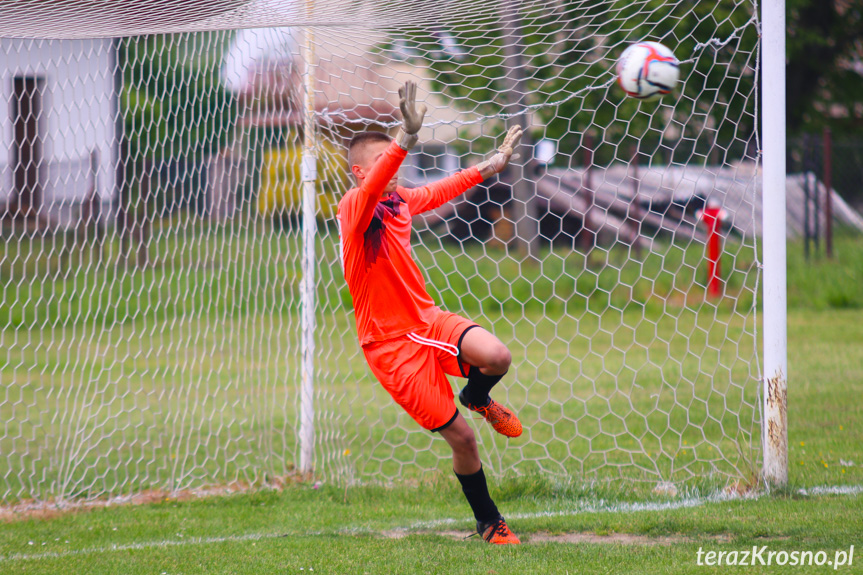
<box><xmin>337</xmin><ymin>140</ymin><xmax>484</xmax><ymax>346</ymax></box>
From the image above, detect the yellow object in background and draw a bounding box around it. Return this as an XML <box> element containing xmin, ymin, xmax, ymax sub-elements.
<box><xmin>258</xmin><ymin>141</ymin><xmax>345</xmax><ymax>221</ymax></box>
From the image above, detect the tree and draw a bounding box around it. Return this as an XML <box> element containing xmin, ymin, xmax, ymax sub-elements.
<box><xmin>120</xmin><ymin>33</ymin><xmax>236</xmax><ymax>162</ymax></box>
<box><xmin>119</xmin><ymin>33</ymin><xmax>237</xmax><ymax>223</ymax></box>
<box><xmin>394</xmin><ymin>0</ymin><xmax>758</xmax><ymax>167</ymax></box>
<box><xmin>786</xmin><ymin>0</ymin><xmax>863</xmax><ymax>136</ymax></box>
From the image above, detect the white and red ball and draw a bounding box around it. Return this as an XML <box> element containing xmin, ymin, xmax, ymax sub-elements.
<box><xmin>616</xmin><ymin>41</ymin><xmax>680</xmax><ymax>99</ymax></box>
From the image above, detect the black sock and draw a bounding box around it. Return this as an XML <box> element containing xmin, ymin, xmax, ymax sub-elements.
<box><xmin>461</xmin><ymin>366</ymin><xmax>505</xmax><ymax>407</ymax></box>
<box><xmin>454</xmin><ymin>466</ymin><xmax>500</xmax><ymax>524</ymax></box>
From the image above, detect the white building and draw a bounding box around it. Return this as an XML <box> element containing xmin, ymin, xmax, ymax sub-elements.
<box><xmin>0</xmin><ymin>38</ymin><xmax>116</xmax><ymax>228</ymax></box>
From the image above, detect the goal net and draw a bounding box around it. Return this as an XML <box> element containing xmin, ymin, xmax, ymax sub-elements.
<box><xmin>0</xmin><ymin>0</ymin><xmax>763</xmax><ymax>502</ymax></box>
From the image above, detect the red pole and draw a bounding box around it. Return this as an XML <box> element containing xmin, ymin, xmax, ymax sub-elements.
<box><xmin>699</xmin><ymin>204</ymin><xmax>725</xmax><ymax>298</ymax></box>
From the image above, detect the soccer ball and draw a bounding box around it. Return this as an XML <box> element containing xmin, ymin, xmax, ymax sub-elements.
<box><xmin>616</xmin><ymin>41</ymin><xmax>680</xmax><ymax>99</ymax></box>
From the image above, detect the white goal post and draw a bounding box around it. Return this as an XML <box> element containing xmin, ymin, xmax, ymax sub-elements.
<box><xmin>760</xmin><ymin>0</ymin><xmax>788</xmax><ymax>487</ymax></box>
<box><xmin>0</xmin><ymin>0</ymin><xmax>787</xmax><ymax>503</ymax></box>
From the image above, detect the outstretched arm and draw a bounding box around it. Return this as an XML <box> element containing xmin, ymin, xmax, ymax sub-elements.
<box><xmin>475</xmin><ymin>124</ymin><xmax>523</xmax><ymax>180</ymax></box>
<box><xmin>405</xmin><ymin>125</ymin><xmax>524</xmax><ymax>215</ymax></box>
<box><xmin>342</xmin><ymin>81</ymin><xmax>427</xmax><ymax>234</ymax></box>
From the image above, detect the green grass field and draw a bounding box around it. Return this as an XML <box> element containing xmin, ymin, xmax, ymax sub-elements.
<box><xmin>1</xmin><ymin>479</ymin><xmax>862</xmax><ymax>574</ymax></box>
<box><xmin>0</xmin><ymin>225</ymin><xmax>861</xmax><ymax>573</ymax></box>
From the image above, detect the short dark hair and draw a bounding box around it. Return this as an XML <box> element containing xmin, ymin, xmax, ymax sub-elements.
<box><xmin>347</xmin><ymin>131</ymin><xmax>393</xmax><ymax>169</ymax></box>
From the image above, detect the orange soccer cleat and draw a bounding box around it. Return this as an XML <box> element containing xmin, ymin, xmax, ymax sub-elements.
<box><xmin>459</xmin><ymin>391</ymin><xmax>523</xmax><ymax>438</ymax></box>
<box><xmin>477</xmin><ymin>516</ymin><xmax>521</xmax><ymax>545</ymax></box>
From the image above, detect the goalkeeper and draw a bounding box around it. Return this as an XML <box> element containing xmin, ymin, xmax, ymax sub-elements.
<box><xmin>337</xmin><ymin>81</ymin><xmax>523</xmax><ymax>545</ymax></box>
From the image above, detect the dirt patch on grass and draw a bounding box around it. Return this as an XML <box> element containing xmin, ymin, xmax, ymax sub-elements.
<box><xmin>523</xmin><ymin>532</ymin><xmax>734</xmax><ymax>545</ymax></box>
<box><xmin>0</xmin><ymin>475</ymin><xmax>313</xmax><ymax>523</ymax></box>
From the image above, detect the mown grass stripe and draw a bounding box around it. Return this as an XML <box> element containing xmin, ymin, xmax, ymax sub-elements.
<box><xmin>3</xmin><ymin>484</ymin><xmax>859</xmax><ymax>564</ymax></box>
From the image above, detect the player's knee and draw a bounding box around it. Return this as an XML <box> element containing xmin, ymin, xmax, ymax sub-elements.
<box><xmin>487</xmin><ymin>344</ymin><xmax>511</xmax><ymax>374</ymax></box>
<box><xmin>452</xmin><ymin>425</ymin><xmax>477</xmax><ymax>454</ymax></box>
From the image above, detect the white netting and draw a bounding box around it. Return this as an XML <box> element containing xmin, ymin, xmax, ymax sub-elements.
<box><xmin>0</xmin><ymin>0</ymin><xmax>762</xmax><ymax>501</ymax></box>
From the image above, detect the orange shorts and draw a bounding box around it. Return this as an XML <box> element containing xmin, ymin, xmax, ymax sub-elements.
<box><xmin>362</xmin><ymin>309</ymin><xmax>479</xmax><ymax>432</ymax></box>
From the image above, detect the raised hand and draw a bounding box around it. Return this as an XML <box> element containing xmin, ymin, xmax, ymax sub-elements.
<box><xmin>477</xmin><ymin>125</ymin><xmax>524</xmax><ymax>179</ymax></box>
<box><xmin>399</xmin><ymin>81</ymin><xmax>427</xmax><ymax>135</ymax></box>
<box><xmin>394</xmin><ymin>81</ymin><xmax>427</xmax><ymax>151</ymax></box>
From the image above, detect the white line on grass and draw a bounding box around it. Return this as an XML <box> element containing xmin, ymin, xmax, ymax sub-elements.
<box><xmin>2</xmin><ymin>484</ymin><xmax>860</xmax><ymax>563</ymax></box>
<box><xmin>797</xmin><ymin>484</ymin><xmax>863</xmax><ymax>496</ymax></box>
<box><xmin>0</xmin><ymin>532</ymin><xmax>289</xmax><ymax>563</ymax></box>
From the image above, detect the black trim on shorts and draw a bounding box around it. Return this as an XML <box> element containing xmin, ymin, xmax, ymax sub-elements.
<box><xmin>431</xmin><ymin>407</ymin><xmax>460</xmax><ymax>433</ymax></box>
<box><xmin>457</xmin><ymin>324</ymin><xmax>481</xmax><ymax>378</ymax></box>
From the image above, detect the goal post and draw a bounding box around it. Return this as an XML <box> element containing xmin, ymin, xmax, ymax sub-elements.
<box><xmin>299</xmin><ymin>2</ymin><xmax>318</xmax><ymax>477</ymax></box>
<box><xmin>760</xmin><ymin>0</ymin><xmax>789</xmax><ymax>487</ymax></box>
<box><xmin>0</xmin><ymin>0</ymin><xmax>786</xmax><ymax>502</ymax></box>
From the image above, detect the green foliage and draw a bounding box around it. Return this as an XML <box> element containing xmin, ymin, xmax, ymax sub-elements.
<box><xmin>120</xmin><ymin>33</ymin><xmax>236</xmax><ymax>160</ymax></box>
<box><xmin>786</xmin><ymin>0</ymin><xmax>863</xmax><ymax>135</ymax></box>
<box><xmin>397</xmin><ymin>0</ymin><xmax>862</xmax><ymax>152</ymax></box>
<box><xmin>394</xmin><ymin>0</ymin><xmax>758</xmax><ymax>166</ymax></box>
